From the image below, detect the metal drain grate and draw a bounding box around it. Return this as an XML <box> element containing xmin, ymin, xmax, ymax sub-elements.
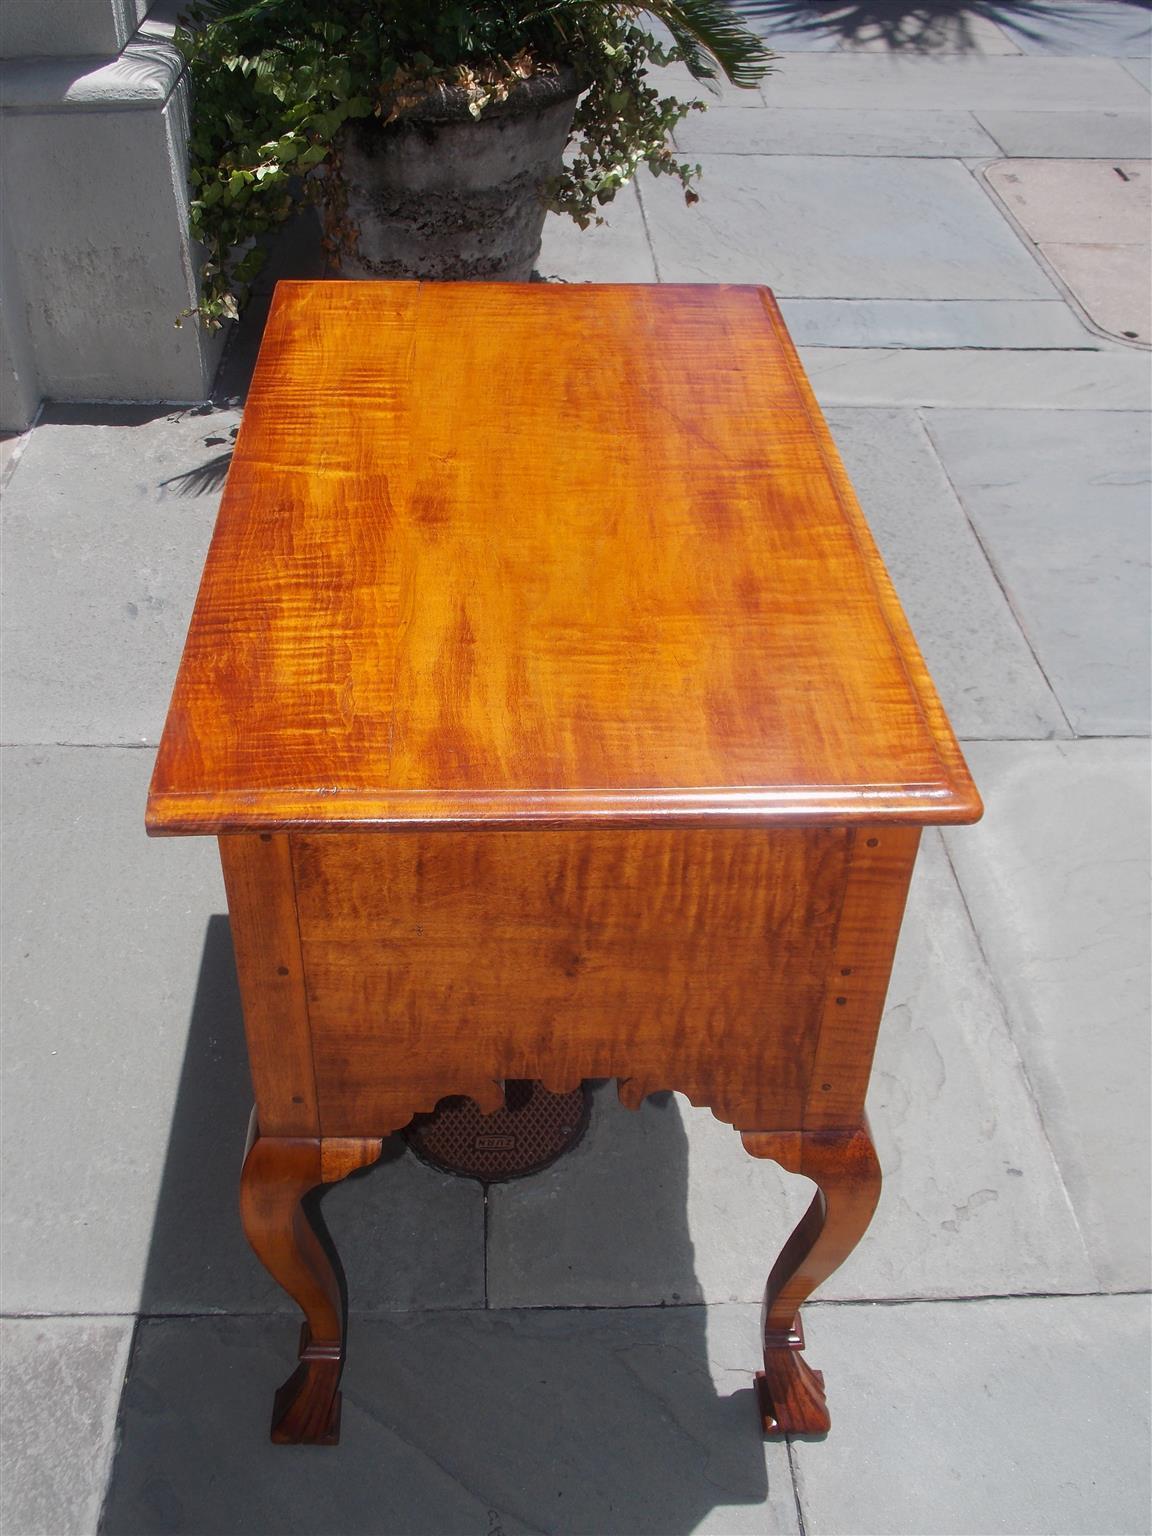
<box><xmin>404</xmin><ymin>1080</ymin><xmax>591</xmax><ymax>1181</ymax></box>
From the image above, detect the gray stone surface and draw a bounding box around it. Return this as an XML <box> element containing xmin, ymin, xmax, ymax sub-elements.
<box><xmin>792</xmin><ymin>1294</ymin><xmax>1152</xmax><ymax>1536</ymax></box>
<box><xmin>0</xmin><ymin>33</ymin><xmax>222</xmax><ymax>419</ymax></box>
<box><xmin>674</xmin><ymin>106</ymin><xmax>1000</xmax><ymax>155</ymax></box>
<box><xmin>486</xmin><ymin>836</ymin><xmax>1096</xmax><ymax>1308</ymax></box>
<box><xmin>984</xmin><ymin>157</ymin><xmax>1150</xmax><ymax>244</ymax></box>
<box><xmin>0</xmin><ymin>39</ymin><xmax>183</xmax><ymax>112</ymax></box>
<box><xmin>945</xmin><ymin>740</ymin><xmax>1152</xmax><ymax>1291</ymax></box>
<box><xmin>836</xmin><ymin>10</ymin><xmax>1020</xmax><ymax>55</ymax></box>
<box><xmin>802</xmin><ymin>347</ymin><xmax>1152</xmax><ymax>407</ymax></box>
<box><xmin>1044</xmin><ymin>240</ymin><xmax>1150</xmax><ymax>344</ymax></box>
<box><xmin>0</xmin><ymin>405</ymin><xmax>236</xmax><ymax>745</ymax></box>
<box><xmin>644</xmin><ymin>59</ymin><xmax>773</xmax><ymax>106</ymax></box>
<box><xmin>923</xmin><ymin>409</ymin><xmax>1152</xmax><ymax>733</ymax></box>
<box><xmin>735</xmin><ymin>16</ymin><xmax>841</xmax><ymax>52</ymax></box>
<box><xmin>980</xmin><ymin>159</ymin><xmax>1152</xmax><ymax>343</ymax></box>
<box><xmin>975</xmin><ymin>108</ymin><xmax>1152</xmax><ymax>157</ymax></box>
<box><xmin>1009</xmin><ymin>2</ymin><xmax>1152</xmax><ymax>58</ymax></box>
<box><xmin>1122</xmin><ymin>56</ymin><xmax>1152</xmax><ymax>89</ymax></box>
<box><xmin>487</xmin><ymin>1083</ymin><xmax>713</xmax><ymax>1308</ymax></box>
<box><xmin>0</xmin><ymin>0</ymin><xmax>142</xmax><ymax>59</ymax></box>
<box><xmin>0</xmin><ymin>205</ymin><xmax>39</xmax><ymax>431</ymax></box>
<box><xmin>0</xmin><ymin>430</ymin><xmax>24</xmax><ymax>484</ymax></box>
<box><xmin>640</xmin><ymin>155</ymin><xmax>1059</xmax><ymax>297</ymax></box>
<box><xmin>759</xmin><ymin>54</ymin><xmax>1150</xmax><ymax>111</ymax></box>
<box><xmin>100</xmin><ymin>1306</ymin><xmax>797</xmax><ymax>1536</ymax></box>
<box><xmin>0</xmin><ymin>745</ymin><xmax>485</xmax><ymax>1317</ymax></box>
<box><xmin>536</xmin><ymin>183</ymin><xmax>657</xmax><ymax>282</ymax></box>
<box><xmin>826</xmin><ymin>408</ymin><xmax>1070</xmax><ymax>738</ymax></box>
<box><xmin>0</xmin><ymin>1316</ymin><xmax>133</xmax><ymax>1536</ymax></box>
<box><xmin>780</xmin><ymin>297</ymin><xmax>1096</xmax><ymax>349</ymax></box>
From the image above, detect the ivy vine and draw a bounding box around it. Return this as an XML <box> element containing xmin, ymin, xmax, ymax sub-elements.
<box><xmin>177</xmin><ymin>1</ymin><xmax>773</xmax><ymax>327</ymax></box>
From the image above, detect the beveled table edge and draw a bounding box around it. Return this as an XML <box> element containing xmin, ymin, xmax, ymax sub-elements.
<box><xmin>145</xmin><ymin>780</ymin><xmax>983</xmax><ymax>836</ymax></box>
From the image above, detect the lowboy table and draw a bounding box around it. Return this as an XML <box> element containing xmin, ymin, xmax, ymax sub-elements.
<box><xmin>148</xmin><ymin>281</ymin><xmax>981</xmax><ymax>1445</ymax></box>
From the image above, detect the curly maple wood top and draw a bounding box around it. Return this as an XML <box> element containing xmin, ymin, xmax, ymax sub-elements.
<box><xmin>147</xmin><ymin>281</ymin><xmax>980</xmax><ymax>834</ymax></box>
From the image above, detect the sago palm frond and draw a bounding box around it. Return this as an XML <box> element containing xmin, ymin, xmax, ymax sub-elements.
<box><xmin>641</xmin><ymin>0</ymin><xmax>774</xmax><ymax>84</ymax></box>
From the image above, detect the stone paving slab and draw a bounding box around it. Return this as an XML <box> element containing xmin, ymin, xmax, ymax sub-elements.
<box><xmin>780</xmin><ymin>298</ymin><xmax>1096</xmax><ymax>349</ymax></box>
<box><xmin>485</xmin><ymin>835</ymin><xmax>1095</xmax><ymax>1308</ymax></box>
<box><xmin>802</xmin><ymin>346</ymin><xmax>1152</xmax><ymax>407</ymax></box>
<box><xmin>0</xmin><ymin>405</ymin><xmax>237</xmax><ymax>746</ymax></box>
<box><xmin>976</xmin><ymin>108</ymin><xmax>1152</xmax><ymax>158</ymax></box>
<box><xmin>99</xmin><ymin>1306</ymin><xmax>797</xmax><ymax>1536</ymax></box>
<box><xmin>0</xmin><ymin>1316</ymin><xmax>133</xmax><ymax>1536</ymax></box>
<box><xmin>984</xmin><ymin>157</ymin><xmax>1151</xmax><ymax>244</ymax></box>
<box><xmin>673</xmin><ymin>106</ymin><xmax>1000</xmax><ymax>156</ymax></box>
<box><xmin>825</xmin><ymin>407</ymin><xmax>1070</xmax><ymax>739</ymax></box>
<box><xmin>0</xmin><ymin>428</ymin><xmax>28</xmax><ymax>485</ymax></box>
<box><xmin>1122</xmin><ymin>56</ymin><xmax>1152</xmax><ymax>89</ymax></box>
<box><xmin>980</xmin><ymin>157</ymin><xmax>1152</xmax><ymax>342</ymax></box>
<box><xmin>639</xmin><ymin>156</ymin><xmax>1059</xmax><ymax>297</ymax></box>
<box><xmin>1044</xmin><ymin>239</ymin><xmax>1151</xmax><ymax>343</ymax></box>
<box><xmin>923</xmin><ymin>408</ymin><xmax>1152</xmax><ymax>734</ymax></box>
<box><xmin>0</xmin><ymin>745</ymin><xmax>486</xmax><ymax>1318</ymax></box>
<box><xmin>791</xmin><ymin>1294</ymin><xmax>1152</xmax><ymax>1536</ymax></box>
<box><xmin>945</xmin><ymin>739</ymin><xmax>1152</xmax><ymax>1291</ymax></box>
<box><xmin>0</xmin><ymin>745</ymin><xmax>223</xmax><ymax>1315</ymax></box>
<box><xmin>1008</xmin><ymin>2</ymin><xmax>1152</xmax><ymax>59</ymax></box>
<box><xmin>644</xmin><ymin>59</ymin><xmax>770</xmax><ymax>106</ymax></box>
<box><xmin>835</xmin><ymin>10</ymin><xmax>1020</xmax><ymax>55</ymax></box>
<box><xmin>726</xmin><ymin>14</ymin><xmax>841</xmax><ymax>52</ymax></box>
<box><xmin>757</xmin><ymin>54</ymin><xmax>1150</xmax><ymax>112</ymax></box>
<box><xmin>536</xmin><ymin>183</ymin><xmax>657</xmax><ymax>283</ymax></box>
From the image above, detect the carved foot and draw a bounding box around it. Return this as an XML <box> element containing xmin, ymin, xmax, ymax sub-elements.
<box><xmin>270</xmin><ymin>1324</ymin><xmax>343</xmax><ymax>1445</ymax></box>
<box><xmin>755</xmin><ymin>1320</ymin><xmax>829</xmax><ymax>1436</ymax></box>
<box><xmin>240</xmin><ymin>1126</ymin><xmax>381</xmax><ymax>1445</ymax></box>
<box><xmin>741</xmin><ymin>1121</ymin><xmax>881</xmax><ymax>1439</ymax></box>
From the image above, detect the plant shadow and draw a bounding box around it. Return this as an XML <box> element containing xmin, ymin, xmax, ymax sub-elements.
<box><xmin>727</xmin><ymin>0</ymin><xmax>1151</xmax><ymax>53</ymax></box>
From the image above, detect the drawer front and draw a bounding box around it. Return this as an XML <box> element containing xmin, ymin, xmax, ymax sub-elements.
<box><xmin>291</xmin><ymin>826</ymin><xmax>853</xmax><ymax>1135</ymax></box>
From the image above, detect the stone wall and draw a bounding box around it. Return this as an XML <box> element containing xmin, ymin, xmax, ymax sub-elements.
<box><xmin>0</xmin><ymin>1</ymin><xmax>221</xmax><ymax>429</ymax></box>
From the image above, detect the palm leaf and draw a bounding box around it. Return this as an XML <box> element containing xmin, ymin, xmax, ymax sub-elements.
<box><xmin>184</xmin><ymin>0</ymin><xmax>297</xmax><ymax>25</ymax></box>
<box><xmin>641</xmin><ymin>0</ymin><xmax>774</xmax><ymax>84</ymax></box>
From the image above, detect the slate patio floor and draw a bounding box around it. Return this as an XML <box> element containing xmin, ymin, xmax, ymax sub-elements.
<box><xmin>1</xmin><ymin>4</ymin><xmax>1149</xmax><ymax>1533</ymax></box>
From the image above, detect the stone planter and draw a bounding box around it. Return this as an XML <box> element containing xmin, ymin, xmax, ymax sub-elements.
<box><xmin>328</xmin><ymin>69</ymin><xmax>582</xmax><ymax>282</ymax></box>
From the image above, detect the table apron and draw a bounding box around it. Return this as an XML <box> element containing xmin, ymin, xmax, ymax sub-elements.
<box><xmin>219</xmin><ymin>824</ymin><xmax>920</xmax><ymax>1139</ymax></box>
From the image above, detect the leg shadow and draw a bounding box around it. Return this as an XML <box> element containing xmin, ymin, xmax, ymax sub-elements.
<box><xmin>101</xmin><ymin>918</ymin><xmax>778</xmax><ymax>1534</ymax></box>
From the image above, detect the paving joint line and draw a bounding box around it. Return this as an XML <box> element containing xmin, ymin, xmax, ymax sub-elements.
<box><xmin>913</xmin><ymin>406</ymin><xmax>1079</xmax><ymax>737</ymax></box>
<box><xmin>633</xmin><ymin>177</ymin><xmax>664</xmax><ymax>282</ymax></box>
<box><xmin>482</xmin><ymin>1188</ymin><xmax>490</xmax><ymax>1310</ymax></box>
<box><xmin>9</xmin><ymin>1290</ymin><xmax>1147</xmax><ymax>1325</ymax></box>
<box><xmin>937</xmin><ymin>831</ymin><xmax>1099</xmax><ymax>1280</ymax></box>
<box><xmin>785</xmin><ymin>1435</ymin><xmax>809</xmax><ymax>1536</ymax></box>
<box><xmin>94</xmin><ymin>1313</ymin><xmax>139</xmax><ymax>1536</ymax></box>
<box><xmin>0</xmin><ymin>741</ymin><xmax>158</xmax><ymax>750</ymax></box>
<box><xmin>0</xmin><ymin>400</ymin><xmax>43</xmax><ymax>489</ymax></box>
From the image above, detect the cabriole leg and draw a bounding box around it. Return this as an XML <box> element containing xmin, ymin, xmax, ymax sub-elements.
<box><xmin>740</xmin><ymin>1120</ymin><xmax>881</xmax><ymax>1436</ymax></box>
<box><xmin>239</xmin><ymin>1126</ymin><xmax>381</xmax><ymax>1444</ymax></box>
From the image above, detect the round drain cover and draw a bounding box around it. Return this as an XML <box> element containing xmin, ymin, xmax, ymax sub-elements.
<box><xmin>404</xmin><ymin>1080</ymin><xmax>591</xmax><ymax>1182</ymax></box>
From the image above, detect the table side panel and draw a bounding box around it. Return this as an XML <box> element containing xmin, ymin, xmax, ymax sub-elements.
<box><xmin>290</xmin><ymin>826</ymin><xmax>853</xmax><ymax>1137</ymax></box>
<box><xmin>803</xmin><ymin>824</ymin><xmax>921</xmax><ymax>1130</ymax></box>
<box><xmin>218</xmin><ymin>834</ymin><xmax>318</xmax><ymax>1136</ymax></box>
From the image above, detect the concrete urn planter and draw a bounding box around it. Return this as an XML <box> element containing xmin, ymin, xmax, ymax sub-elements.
<box><xmin>328</xmin><ymin>69</ymin><xmax>582</xmax><ymax>281</ymax></box>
